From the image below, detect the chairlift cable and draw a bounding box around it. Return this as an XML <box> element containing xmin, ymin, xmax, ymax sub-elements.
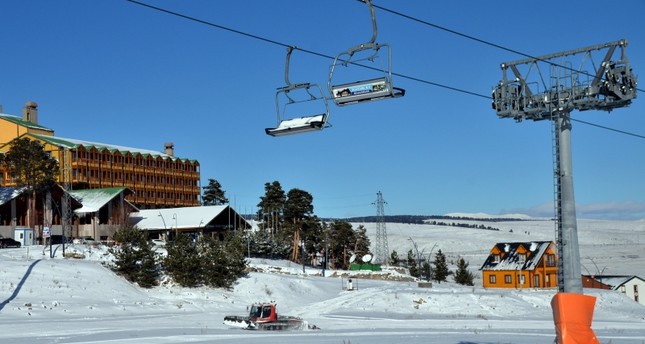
<box><xmin>366</xmin><ymin>0</ymin><xmax>645</xmax><ymax>94</ymax></box>
<box><xmin>569</xmin><ymin>118</ymin><xmax>645</xmax><ymax>139</ymax></box>
<box><xmin>126</xmin><ymin>0</ymin><xmax>644</xmax><ymax>140</ymax></box>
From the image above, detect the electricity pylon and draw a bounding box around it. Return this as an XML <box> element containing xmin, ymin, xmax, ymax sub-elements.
<box><xmin>373</xmin><ymin>191</ymin><xmax>389</xmax><ymax>265</ymax></box>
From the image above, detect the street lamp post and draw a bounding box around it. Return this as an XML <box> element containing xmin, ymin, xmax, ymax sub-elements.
<box><xmin>158</xmin><ymin>212</ymin><xmax>167</xmax><ymax>239</ymax></box>
<box><xmin>172</xmin><ymin>213</ymin><xmax>178</xmax><ymax>236</ymax></box>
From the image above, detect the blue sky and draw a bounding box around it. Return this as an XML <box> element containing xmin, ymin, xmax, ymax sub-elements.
<box><xmin>1</xmin><ymin>0</ymin><xmax>644</xmax><ymax>220</ymax></box>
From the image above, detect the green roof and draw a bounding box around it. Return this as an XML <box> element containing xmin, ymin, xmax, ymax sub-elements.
<box><xmin>0</xmin><ymin>114</ymin><xmax>54</xmax><ymax>132</ymax></box>
<box><xmin>30</xmin><ymin>134</ymin><xmax>198</xmax><ymax>163</ymax></box>
<box><xmin>70</xmin><ymin>187</ymin><xmax>133</xmax><ymax>213</ymax></box>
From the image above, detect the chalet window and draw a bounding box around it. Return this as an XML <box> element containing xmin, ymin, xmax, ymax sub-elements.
<box><xmin>546</xmin><ymin>254</ymin><xmax>556</xmax><ymax>267</ymax></box>
<box><xmin>493</xmin><ymin>255</ymin><xmax>500</xmax><ymax>263</ymax></box>
<box><xmin>489</xmin><ymin>275</ymin><xmax>496</xmax><ymax>284</ymax></box>
<box><xmin>518</xmin><ymin>254</ymin><xmax>526</xmax><ymax>264</ymax></box>
<box><xmin>533</xmin><ymin>275</ymin><xmax>540</xmax><ymax>287</ymax></box>
<box><xmin>505</xmin><ymin>275</ymin><xmax>512</xmax><ymax>284</ymax></box>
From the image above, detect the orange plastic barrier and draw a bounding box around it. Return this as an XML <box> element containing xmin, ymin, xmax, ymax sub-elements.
<box><xmin>551</xmin><ymin>293</ymin><xmax>600</xmax><ymax>344</ymax></box>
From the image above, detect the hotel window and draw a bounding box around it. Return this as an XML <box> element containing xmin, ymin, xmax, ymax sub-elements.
<box><xmin>489</xmin><ymin>275</ymin><xmax>496</xmax><ymax>284</ymax></box>
<box><xmin>518</xmin><ymin>254</ymin><xmax>526</xmax><ymax>264</ymax></box>
<box><xmin>493</xmin><ymin>255</ymin><xmax>500</xmax><ymax>263</ymax></box>
<box><xmin>505</xmin><ymin>275</ymin><xmax>512</xmax><ymax>284</ymax></box>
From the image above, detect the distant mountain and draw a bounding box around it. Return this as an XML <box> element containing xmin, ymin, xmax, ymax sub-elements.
<box><xmin>241</xmin><ymin>213</ymin><xmax>539</xmax><ymax>224</ymax></box>
<box><xmin>335</xmin><ymin>214</ymin><xmax>535</xmax><ymax>224</ymax></box>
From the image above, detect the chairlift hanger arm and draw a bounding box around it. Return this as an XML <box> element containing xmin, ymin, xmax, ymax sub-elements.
<box><xmin>284</xmin><ymin>46</ymin><xmax>295</xmax><ymax>87</ymax></box>
<box><xmin>346</xmin><ymin>0</ymin><xmax>379</xmax><ymax>56</ymax></box>
<box><xmin>269</xmin><ymin>47</ymin><xmax>331</xmax><ymax>137</ymax></box>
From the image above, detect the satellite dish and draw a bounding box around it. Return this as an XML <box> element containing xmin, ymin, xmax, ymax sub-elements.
<box><xmin>349</xmin><ymin>254</ymin><xmax>357</xmax><ymax>264</ymax></box>
<box><xmin>362</xmin><ymin>254</ymin><xmax>373</xmax><ymax>263</ymax></box>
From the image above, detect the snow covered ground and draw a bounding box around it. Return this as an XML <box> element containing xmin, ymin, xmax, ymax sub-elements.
<box><xmin>1</xmin><ymin>217</ymin><xmax>644</xmax><ymax>343</ymax></box>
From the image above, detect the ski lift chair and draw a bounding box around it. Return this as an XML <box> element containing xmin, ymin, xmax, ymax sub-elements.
<box><xmin>327</xmin><ymin>0</ymin><xmax>405</xmax><ymax>106</ymax></box>
<box><xmin>266</xmin><ymin>47</ymin><xmax>331</xmax><ymax>137</ymax></box>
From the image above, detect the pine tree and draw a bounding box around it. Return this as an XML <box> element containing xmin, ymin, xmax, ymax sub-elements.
<box><xmin>453</xmin><ymin>257</ymin><xmax>475</xmax><ymax>286</ymax></box>
<box><xmin>421</xmin><ymin>261</ymin><xmax>432</xmax><ymax>281</ymax></box>
<box><xmin>199</xmin><ymin>235</ymin><xmax>227</xmax><ymax>287</ymax></box>
<box><xmin>328</xmin><ymin>221</ymin><xmax>356</xmax><ymax>269</ymax></box>
<box><xmin>110</xmin><ymin>224</ymin><xmax>159</xmax><ymax>288</ymax></box>
<box><xmin>390</xmin><ymin>250</ymin><xmax>400</xmax><ymax>266</ymax></box>
<box><xmin>199</xmin><ymin>232</ymin><xmax>247</xmax><ymax>288</ymax></box>
<box><xmin>221</xmin><ymin>231</ymin><xmax>248</xmax><ymax>286</ymax></box>
<box><xmin>2</xmin><ymin>137</ymin><xmax>59</xmax><ymax>237</ymax></box>
<box><xmin>432</xmin><ymin>249</ymin><xmax>449</xmax><ymax>283</ymax></box>
<box><xmin>249</xmin><ymin>230</ymin><xmax>290</xmax><ymax>259</ymax></box>
<box><xmin>257</xmin><ymin>181</ymin><xmax>286</xmax><ymax>233</ymax></box>
<box><xmin>353</xmin><ymin>225</ymin><xmax>371</xmax><ymax>258</ymax></box>
<box><xmin>202</xmin><ymin>178</ymin><xmax>228</xmax><ymax>205</ymax></box>
<box><xmin>283</xmin><ymin>188</ymin><xmax>314</xmax><ymax>224</ymax></box>
<box><xmin>407</xmin><ymin>249</ymin><xmax>419</xmax><ymax>277</ymax></box>
<box><xmin>137</xmin><ymin>239</ymin><xmax>160</xmax><ymax>288</ymax></box>
<box><xmin>163</xmin><ymin>233</ymin><xmax>202</xmax><ymax>287</ymax></box>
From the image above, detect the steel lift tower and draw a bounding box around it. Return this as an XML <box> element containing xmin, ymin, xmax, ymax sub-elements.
<box><xmin>492</xmin><ymin>39</ymin><xmax>637</xmax><ymax>343</ymax></box>
<box><xmin>373</xmin><ymin>191</ymin><xmax>389</xmax><ymax>265</ymax></box>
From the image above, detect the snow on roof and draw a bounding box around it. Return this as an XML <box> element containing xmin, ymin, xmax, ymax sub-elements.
<box><xmin>0</xmin><ymin>186</ymin><xmax>29</xmax><ymax>206</ymax></box>
<box><xmin>591</xmin><ymin>275</ymin><xmax>645</xmax><ymax>289</ymax></box>
<box><xmin>29</xmin><ymin>133</ymin><xmax>197</xmax><ymax>163</ymax></box>
<box><xmin>131</xmin><ymin>205</ymin><xmax>235</xmax><ymax>230</ymax></box>
<box><xmin>480</xmin><ymin>241</ymin><xmax>553</xmax><ymax>271</ymax></box>
<box><xmin>70</xmin><ymin>187</ymin><xmax>131</xmax><ymax>213</ymax></box>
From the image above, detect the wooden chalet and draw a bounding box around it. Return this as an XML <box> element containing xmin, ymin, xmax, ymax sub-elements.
<box><xmin>480</xmin><ymin>241</ymin><xmax>558</xmax><ymax>289</ymax></box>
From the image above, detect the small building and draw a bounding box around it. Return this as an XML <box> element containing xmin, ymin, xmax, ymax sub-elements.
<box><xmin>480</xmin><ymin>241</ymin><xmax>558</xmax><ymax>289</ymax></box>
<box><xmin>581</xmin><ymin>275</ymin><xmax>612</xmax><ymax>290</ymax></box>
<box><xmin>129</xmin><ymin>205</ymin><xmax>250</xmax><ymax>241</ymax></box>
<box><xmin>585</xmin><ymin>275</ymin><xmax>645</xmax><ymax>306</ymax></box>
<box><xmin>14</xmin><ymin>227</ymin><xmax>35</xmax><ymax>246</ymax></box>
<box><xmin>70</xmin><ymin>187</ymin><xmax>138</xmax><ymax>242</ymax></box>
<box><xmin>0</xmin><ymin>185</ymin><xmax>82</xmax><ymax>242</ymax></box>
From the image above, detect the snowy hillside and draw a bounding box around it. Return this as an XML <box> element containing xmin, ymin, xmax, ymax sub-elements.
<box><xmin>0</xmin><ymin>218</ymin><xmax>644</xmax><ymax>343</ymax></box>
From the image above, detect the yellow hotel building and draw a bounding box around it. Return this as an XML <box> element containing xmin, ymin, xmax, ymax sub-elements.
<box><xmin>0</xmin><ymin>102</ymin><xmax>201</xmax><ymax>208</ymax></box>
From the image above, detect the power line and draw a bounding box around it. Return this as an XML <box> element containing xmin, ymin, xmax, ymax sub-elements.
<box><xmin>369</xmin><ymin>1</ymin><xmax>645</xmax><ymax>94</ymax></box>
<box><xmin>126</xmin><ymin>0</ymin><xmax>643</xmax><ymax>140</ymax></box>
<box><xmin>125</xmin><ymin>0</ymin><xmax>487</xmax><ymax>99</ymax></box>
